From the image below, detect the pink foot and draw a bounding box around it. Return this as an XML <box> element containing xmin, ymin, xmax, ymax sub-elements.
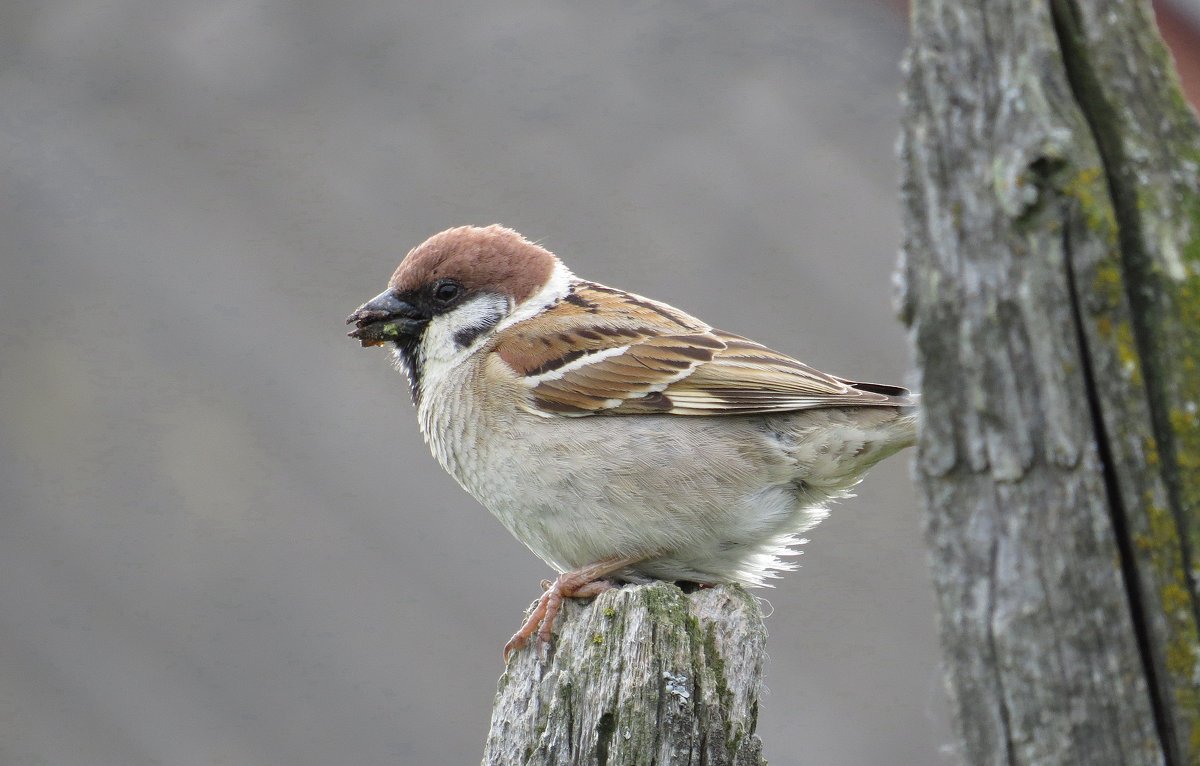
<box><xmin>502</xmin><ymin>557</ymin><xmax>641</xmax><ymax>661</ymax></box>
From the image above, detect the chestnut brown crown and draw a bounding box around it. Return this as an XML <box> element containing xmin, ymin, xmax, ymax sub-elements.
<box><xmin>388</xmin><ymin>225</ymin><xmax>559</xmax><ymax>304</ymax></box>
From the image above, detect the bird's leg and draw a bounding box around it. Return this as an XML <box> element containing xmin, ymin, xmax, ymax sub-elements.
<box><xmin>503</xmin><ymin>555</ymin><xmax>642</xmax><ymax>661</ymax></box>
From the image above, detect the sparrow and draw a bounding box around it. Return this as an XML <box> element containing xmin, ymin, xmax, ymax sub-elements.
<box><xmin>347</xmin><ymin>225</ymin><xmax>917</xmax><ymax>659</ymax></box>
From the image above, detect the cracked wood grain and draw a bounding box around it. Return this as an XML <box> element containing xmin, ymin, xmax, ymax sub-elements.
<box><xmin>481</xmin><ymin>583</ymin><xmax>766</xmax><ymax>766</ymax></box>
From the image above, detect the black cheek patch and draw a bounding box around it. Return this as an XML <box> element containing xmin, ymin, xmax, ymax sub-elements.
<box><xmin>453</xmin><ymin>313</ymin><xmax>502</xmax><ymax>349</ymax></box>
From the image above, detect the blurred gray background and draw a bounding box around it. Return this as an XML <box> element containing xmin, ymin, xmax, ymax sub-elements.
<box><xmin>0</xmin><ymin>1</ymin><xmax>953</xmax><ymax>764</ymax></box>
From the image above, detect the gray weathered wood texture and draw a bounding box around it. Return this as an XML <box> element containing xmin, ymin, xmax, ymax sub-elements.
<box><xmin>482</xmin><ymin>583</ymin><xmax>766</xmax><ymax>766</ymax></box>
<box><xmin>899</xmin><ymin>0</ymin><xmax>1200</xmax><ymax>764</ymax></box>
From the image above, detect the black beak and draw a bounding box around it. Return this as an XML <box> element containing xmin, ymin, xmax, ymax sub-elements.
<box><xmin>346</xmin><ymin>291</ymin><xmax>428</xmax><ymax>347</ymax></box>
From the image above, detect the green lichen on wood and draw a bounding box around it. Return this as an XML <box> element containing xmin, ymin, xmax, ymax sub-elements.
<box><xmin>641</xmin><ymin>580</ymin><xmax>688</xmax><ymax>619</ymax></box>
<box><xmin>703</xmin><ymin>622</ymin><xmax>730</xmax><ymax>717</ymax></box>
<box><xmin>1063</xmin><ymin>166</ymin><xmax>1118</xmax><ymax>242</ymax></box>
<box><xmin>1171</xmin><ymin>186</ymin><xmax>1200</xmax><ymax>761</ymax></box>
<box><xmin>1092</xmin><ymin>209</ymin><xmax>1200</xmax><ymax>761</ymax></box>
<box><xmin>1113</xmin><ymin>148</ymin><xmax>1200</xmax><ymax>759</ymax></box>
<box><xmin>1090</xmin><ymin>261</ymin><xmax>1144</xmax><ymax>387</ymax></box>
<box><xmin>1134</xmin><ymin>476</ymin><xmax>1200</xmax><ymax>745</ymax></box>
<box><xmin>1174</xmin><ymin>170</ymin><xmax>1200</xmax><ymax>531</ymax></box>
<box><xmin>1069</xmin><ymin>137</ymin><xmax>1200</xmax><ymax>756</ymax></box>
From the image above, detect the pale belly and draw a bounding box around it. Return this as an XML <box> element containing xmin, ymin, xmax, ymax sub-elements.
<box><xmin>417</xmin><ymin>381</ymin><xmax>910</xmax><ymax>586</ymax></box>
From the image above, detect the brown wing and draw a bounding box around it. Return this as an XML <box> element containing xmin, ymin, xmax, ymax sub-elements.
<box><xmin>493</xmin><ymin>281</ymin><xmax>910</xmax><ymax>417</ymax></box>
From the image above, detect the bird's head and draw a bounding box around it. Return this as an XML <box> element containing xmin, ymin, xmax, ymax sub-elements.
<box><xmin>347</xmin><ymin>225</ymin><xmax>570</xmax><ymax>398</ymax></box>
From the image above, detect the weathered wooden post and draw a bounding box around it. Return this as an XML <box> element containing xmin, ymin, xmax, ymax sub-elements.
<box><xmin>900</xmin><ymin>0</ymin><xmax>1200</xmax><ymax>763</ymax></box>
<box><xmin>482</xmin><ymin>582</ymin><xmax>766</xmax><ymax>766</ymax></box>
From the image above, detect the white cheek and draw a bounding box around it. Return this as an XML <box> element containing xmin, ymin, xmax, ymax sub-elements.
<box><xmin>494</xmin><ymin>260</ymin><xmax>573</xmax><ymax>333</ymax></box>
<box><xmin>420</xmin><ymin>293</ymin><xmax>510</xmax><ymax>367</ymax></box>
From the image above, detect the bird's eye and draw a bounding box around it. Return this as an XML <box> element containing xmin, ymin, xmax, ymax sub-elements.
<box><xmin>432</xmin><ymin>280</ymin><xmax>461</xmax><ymax>305</ymax></box>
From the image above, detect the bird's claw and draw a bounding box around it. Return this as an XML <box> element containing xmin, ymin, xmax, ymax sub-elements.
<box><xmin>502</xmin><ymin>572</ymin><xmax>623</xmax><ymax>662</ymax></box>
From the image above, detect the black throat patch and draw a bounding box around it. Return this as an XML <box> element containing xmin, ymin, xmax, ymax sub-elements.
<box><xmin>392</xmin><ymin>337</ymin><xmax>424</xmax><ymax>405</ymax></box>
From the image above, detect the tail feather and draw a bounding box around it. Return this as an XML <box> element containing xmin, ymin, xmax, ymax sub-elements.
<box><xmin>841</xmin><ymin>379</ymin><xmax>920</xmax><ymax>410</ymax></box>
<box><xmin>849</xmin><ymin>381</ymin><xmax>910</xmax><ymax>399</ymax></box>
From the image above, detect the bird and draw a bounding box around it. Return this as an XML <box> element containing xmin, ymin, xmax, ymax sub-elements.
<box><xmin>347</xmin><ymin>225</ymin><xmax>917</xmax><ymax>659</ymax></box>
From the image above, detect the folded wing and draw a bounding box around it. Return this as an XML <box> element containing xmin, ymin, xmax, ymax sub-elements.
<box><xmin>493</xmin><ymin>281</ymin><xmax>911</xmax><ymax>417</ymax></box>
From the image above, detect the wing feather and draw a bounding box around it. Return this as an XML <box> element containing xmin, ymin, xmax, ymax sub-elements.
<box><xmin>491</xmin><ymin>281</ymin><xmax>911</xmax><ymax>417</ymax></box>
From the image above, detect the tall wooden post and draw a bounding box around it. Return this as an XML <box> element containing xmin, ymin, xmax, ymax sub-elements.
<box><xmin>900</xmin><ymin>0</ymin><xmax>1200</xmax><ymax>763</ymax></box>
